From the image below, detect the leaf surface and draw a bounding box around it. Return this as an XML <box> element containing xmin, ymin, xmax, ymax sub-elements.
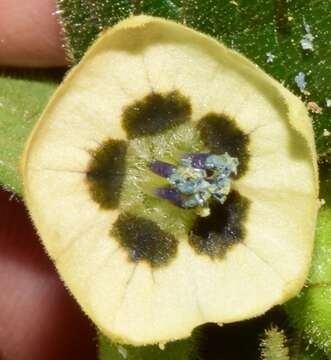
<box><xmin>0</xmin><ymin>70</ymin><xmax>61</xmax><ymax>193</ymax></box>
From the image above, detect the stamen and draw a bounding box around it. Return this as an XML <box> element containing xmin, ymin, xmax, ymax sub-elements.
<box><xmin>150</xmin><ymin>153</ymin><xmax>239</xmax><ymax>216</ymax></box>
<box><xmin>182</xmin><ymin>153</ymin><xmax>210</xmax><ymax>169</ymax></box>
<box><xmin>149</xmin><ymin>160</ymin><xmax>176</xmax><ymax>178</ymax></box>
<box><xmin>155</xmin><ymin>187</ymin><xmax>183</xmax><ymax>207</ymax></box>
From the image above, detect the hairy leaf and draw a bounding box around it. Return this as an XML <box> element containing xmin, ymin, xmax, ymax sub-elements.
<box><xmin>0</xmin><ymin>70</ymin><xmax>61</xmax><ymax>193</ymax></box>
<box><xmin>285</xmin><ymin>177</ymin><xmax>331</xmax><ymax>357</ymax></box>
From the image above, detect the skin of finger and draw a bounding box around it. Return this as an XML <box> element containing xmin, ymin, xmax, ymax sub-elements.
<box><xmin>0</xmin><ymin>0</ymin><xmax>66</xmax><ymax>67</ymax></box>
<box><xmin>0</xmin><ymin>189</ymin><xmax>97</xmax><ymax>360</ymax></box>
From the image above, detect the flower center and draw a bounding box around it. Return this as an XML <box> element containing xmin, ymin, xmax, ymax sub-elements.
<box><xmin>150</xmin><ymin>153</ymin><xmax>239</xmax><ymax>217</ymax></box>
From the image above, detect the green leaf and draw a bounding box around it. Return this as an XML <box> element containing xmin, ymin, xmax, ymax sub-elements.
<box><xmin>297</xmin><ymin>350</ymin><xmax>328</xmax><ymax>360</ymax></box>
<box><xmin>57</xmin><ymin>0</ymin><xmax>133</xmax><ymax>63</ymax></box>
<box><xmin>306</xmin><ymin>181</ymin><xmax>331</xmax><ymax>286</ymax></box>
<box><xmin>98</xmin><ymin>333</ymin><xmax>195</xmax><ymax>360</ymax></box>
<box><xmin>0</xmin><ymin>69</ymin><xmax>61</xmax><ymax>193</ymax></box>
<box><xmin>291</xmin><ymin>338</ymin><xmax>328</xmax><ymax>360</ymax></box>
<box><xmin>286</xmin><ymin>286</ymin><xmax>331</xmax><ymax>358</ymax></box>
<box><xmin>57</xmin><ymin>0</ymin><xmax>331</xmax><ymax>156</ymax></box>
<box><xmin>285</xmin><ymin>177</ymin><xmax>331</xmax><ymax>357</ymax></box>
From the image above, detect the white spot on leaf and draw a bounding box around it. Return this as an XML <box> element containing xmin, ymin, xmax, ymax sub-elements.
<box><xmin>300</xmin><ymin>17</ymin><xmax>314</xmax><ymax>51</ymax></box>
<box><xmin>266</xmin><ymin>52</ymin><xmax>276</xmax><ymax>63</ymax></box>
<box><xmin>295</xmin><ymin>72</ymin><xmax>306</xmax><ymax>93</ymax></box>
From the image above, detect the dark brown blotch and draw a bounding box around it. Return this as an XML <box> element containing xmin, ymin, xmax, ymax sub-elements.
<box><xmin>189</xmin><ymin>191</ymin><xmax>250</xmax><ymax>259</ymax></box>
<box><xmin>112</xmin><ymin>213</ymin><xmax>178</xmax><ymax>268</ymax></box>
<box><xmin>86</xmin><ymin>139</ymin><xmax>127</xmax><ymax>209</ymax></box>
<box><xmin>122</xmin><ymin>91</ymin><xmax>191</xmax><ymax>138</ymax></box>
<box><xmin>197</xmin><ymin>113</ymin><xmax>249</xmax><ymax>177</ymax></box>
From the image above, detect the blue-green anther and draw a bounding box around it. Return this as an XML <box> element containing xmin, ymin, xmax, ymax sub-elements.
<box><xmin>205</xmin><ymin>154</ymin><xmax>239</xmax><ymax>177</ymax></box>
<box><xmin>165</xmin><ymin>153</ymin><xmax>239</xmax><ymax>217</ymax></box>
